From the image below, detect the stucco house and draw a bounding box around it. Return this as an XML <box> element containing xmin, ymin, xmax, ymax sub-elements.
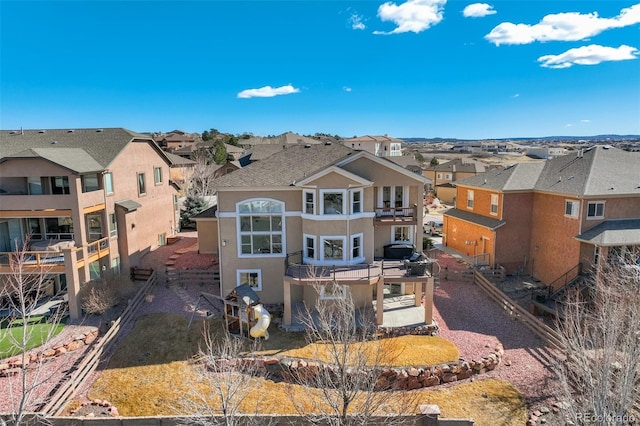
<box><xmin>342</xmin><ymin>135</ymin><xmax>403</xmax><ymax>158</ymax></box>
<box><xmin>423</xmin><ymin>158</ymin><xmax>493</xmax><ymax>204</ymax></box>
<box><xmin>194</xmin><ymin>142</ymin><xmax>434</xmax><ymax>327</ymax></box>
<box><xmin>443</xmin><ymin>146</ymin><xmax>640</xmax><ymax>291</ymax></box>
<box><xmin>0</xmin><ymin>128</ymin><xmax>179</xmax><ymax>319</ymax></box>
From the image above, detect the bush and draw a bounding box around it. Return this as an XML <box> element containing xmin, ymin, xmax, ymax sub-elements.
<box><xmin>79</xmin><ymin>274</ymin><xmax>136</xmax><ymax>315</ymax></box>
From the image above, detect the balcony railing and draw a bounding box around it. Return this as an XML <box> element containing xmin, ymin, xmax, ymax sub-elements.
<box><xmin>0</xmin><ymin>237</ymin><xmax>110</xmax><ymax>268</ymax></box>
<box><xmin>285</xmin><ymin>251</ymin><xmax>381</xmax><ymax>282</ymax></box>
<box><xmin>374</xmin><ymin>206</ymin><xmax>417</xmax><ymax>223</ymax></box>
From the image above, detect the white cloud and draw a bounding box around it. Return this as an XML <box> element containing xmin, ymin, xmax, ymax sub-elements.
<box><xmin>343</xmin><ymin>86</ymin><xmax>353</xmax><ymax>92</ymax></box>
<box><xmin>485</xmin><ymin>3</ymin><xmax>640</xmax><ymax>45</ymax></box>
<box><xmin>350</xmin><ymin>13</ymin><xmax>366</xmax><ymax>30</ymax></box>
<box><xmin>237</xmin><ymin>84</ymin><xmax>300</xmax><ymax>99</ymax></box>
<box><xmin>374</xmin><ymin>0</ymin><xmax>447</xmax><ymax>35</ymax></box>
<box><xmin>581</xmin><ymin>119</ymin><xmax>591</xmax><ymax>123</ymax></box>
<box><xmin>511</xmin><ymin>93</ymin><xmax>520</xmax><ymax>98</ymax></box>
<box><xmin>538</xmin><ymin>44</ymin><xmax>639</xmax><ymax>68</ymax></box>
<box><xmin>463</xmin><ymin>3</ymin><xmax>496</xmax><ymax>18</ymax></box>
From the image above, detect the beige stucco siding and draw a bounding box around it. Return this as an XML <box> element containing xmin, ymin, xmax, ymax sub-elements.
<box><xmin>196</xmin><ymin>219</ymin><xmax>218</xmax><ymax>254</ymax></box>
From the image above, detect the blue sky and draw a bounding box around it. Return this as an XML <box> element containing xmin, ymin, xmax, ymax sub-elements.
<box><xmin>1</xmin><ymin>0</ymin><xmax>639</xmax><ymax>139</ymax></box>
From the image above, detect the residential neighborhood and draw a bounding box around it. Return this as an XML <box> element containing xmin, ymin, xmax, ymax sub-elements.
<box><xmin>1</xmin><ymin>127</ymin><xmax>639</xmax><ymax>425</ymax></box>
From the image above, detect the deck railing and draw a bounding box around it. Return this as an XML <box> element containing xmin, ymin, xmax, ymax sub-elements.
<box><xmin>373</xmin><ymin>205</ymin><xmax>417</xmax><ymax>222</ymax></box>
<box><xmin>285</xmin><ymin>251</ymin><xmax>380</xmax><ymax>281</ymax></box>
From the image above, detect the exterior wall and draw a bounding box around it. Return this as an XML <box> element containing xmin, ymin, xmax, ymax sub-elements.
<box><xmin>443</xmin><ymin>216</ymin><xmax>496</xmax><ymax>264</ymax></box>
<box><xmin>529</xmin><ymin>192</ymin><xmax>582</xmax><ymax>288</ymax></box>
<box><xmin>579</xmin><ymin>196</ymin><xmax>640</xmax><ymax>232</ymax></box>
<box><xmin>196</xmin><ymin>219</ymin><xmax>218</xmax><ymax>254</ymax></box>
<box><xmin>302</xmin><ymin>282</ymin><xmax>373</xmax><ymax>309</ymax></box>
<box><xmin>108</xmin><ymin>141</ymin><xmax>176</xmax><ymax>268</ymax></box>
<box><xmin>494</xmin><ymin>192</ymin><xmax>534</xmax><ymax>274</ymax></box>
<box><xmin>435</xmin><ymin>186</ymin><xmax>456</xmax><ymax>204</ymax></box>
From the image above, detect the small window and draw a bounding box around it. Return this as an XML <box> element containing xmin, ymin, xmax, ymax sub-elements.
<box><xmin>490</xmin><ymin>194</ymin><xmax>499</xmax><ymax>215</ymax></box>
<box><xmin>467</xmin><ymin>190</ymin><xmax>474</xmax><ymax>209</ymax></box>
<box><xmin>111</xmin><ymin>257</ymin><xmax>120</xmax><ymax>274</ymax></box>
<box><xmin>238</xmin><ymin>270</ymin><xmax>262</xmax><ymax>291</ymax></box>
<box><xmin>304</xmin><ymin>191</ymin><xmax>315</xmax><ymax>215</ymax></box>
<box><xmin>587</xmin><ymin>201</ymin><xmax>604</xmax><ymax>219</ymax></box>
<box><xmin>51</xmin><ymin>176</ymin><xmax>70</xmax><ymax>194</ymax></box>
<box><xmin>565</xmin><ymin>200</ymin><xmax>579</xmax><ymax>218</ymax></box>
<box><xmin>154</xmin><ymin>167</ymin><xmax>163</xmax><ymax>185</ymax></box>
<box><xmin>392</xmin><ymin>226</ymin><xmax>411</xmax><ymax>243</ymax></box>
<box><xmin>108</xmin><ymin>213</ymin><xmax>117</xmax><ymax>238</ymax></box>
<box><xmin>137</xmin><ymin>173</ymin><xmax>146</xmax><ymax>196</ymax></box>
<box><xmin>104</xmin><ymin>172</ymin><xmax>114</xmax><ymax>195</ymax></box>
<box><xmin>351</xmin><ymin>189</ymin><xmax>362</xmax><ymax>214</ymax></box>
<box><xmin>82</xmin><ymin>174</ymin><xmax>100</xmax><ymax>193</ymax></box>
<box><xmin>445</xmin><ymin>173</ymin><xmax>452</xmax><ymax>180</ymax></box>
<box><xmin>305</xmin><ymin>235</ymin><xmax>315</xmax><ymax>259</ymax></box>
<box><xmin>158</xmin><ymin>233</ymin><xmax>166</xmax><ymax>245</ymax></box>
<box><xmin>436</xmin><ymin>173</ymin><xmax>442</xmax><ymax>179</ymax></box>
<box><xmin>352</xmin><ymin>234</ymin><xmax>362</xmax><ymax>259</ymax></box>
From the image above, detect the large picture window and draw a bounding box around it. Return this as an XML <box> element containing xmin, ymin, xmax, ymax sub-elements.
<box><xmin>237</xmin><ymin>200</ymin><xmax>284</xmax><ymax>256</ymax></box>
<box><xmin>322</xmin><ymin>191</ymin><xmax>345</xmax><ymax>215</ymax></box>
<box><xmin>321</xmin><ymin>236</ymin><xmax>345</xmax><ymax>262</ymax></box>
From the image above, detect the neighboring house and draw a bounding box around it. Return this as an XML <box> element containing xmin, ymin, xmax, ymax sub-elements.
<box><xmin>443</xmin><ymin>146</ymin><xmax>640</xmax><ymax>291</ymax></box>
<box><xmin>194</xmin><ymin>143</ymin><xmax>434</xmax><ymax>327</ymax></box>
<box><xmin>0</xmin><ymin>128</ymin><xmax>179</xmax><ymax>319</ymax></box>
<box><xmin>239</xmin><ymin>132</ymin><xmax>323</xmax><ymax>149</ymax></box>
<box><xmin>388</xmin><ymin>155</ymin><xmax>423</xmax><ymax>175</ymax></box>
<box><xmin>165</xmin><ymin>151</ymin><xmax>196</xmax><ymax>196</ymax></box>
<box><xmin>342</xmin><ymin>135</ymin><xmax>403</xmax><ymax>157</ymax></box>
<box><xmin>153</xmin><ymin>130</ymin><xmax>202</xmax><ymax>152</ymax></box>
<box><xmin>525</xmin><ymin>146</ymin><xmax>568</xmax><ymax>159</ymax></box>
<box><xmin>423</xmin><ymin>158</ymin><xmax>493</xmax><ymax>203</ymax></box>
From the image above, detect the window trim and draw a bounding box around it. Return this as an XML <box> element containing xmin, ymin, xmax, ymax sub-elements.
<box><xmin>320</xmin><ymin>235</ymin><xmax>347</xmax><ymax>263</ymax></box>
<box><xmin>466</xmin><ymin>190</ymin><xmax>474</xmax><ymax>209</ymax></box>
<box><xmin>303</xmin><ymin>190</ymin><xmax>315</xmax><ymax>215</ymax></box>
<box><xmin>391</xmin><ymin>225</ymin><xmax>413</xmax><ymax>244</ymax></box>
<box><xmin>351</xmin><ymin>232</ymin><xmax>364</xmax><ymax>263</ymax></box>
<box><xmin>236</xmin><ymin>198</ymin><xmax>285</xmax><ymax>258</ymax></box>
<box><xmin>304</xmin><ymin>234</ymin><xmax>316</xmax><ymax>261</ymax></box>
<box><xmin>490</xmin><ymin>194</ymin><xmax>499</xmax><ymax>216</ymax></box>
<box><xmin>565</xmin><ymin>200</ymin><xmax>579</xmax><ymax>218</ymax></box>
<box><xmin>586</xmin><ymin>201</ymin><xmax>605</xmax><ymax>219</ymax></box>
<box><xmin>237</xmin><ymin>269</ymin><xmax>262</xmax><ymax>292</ymax></box>
<box><xmin>137</xmin><ymin>172</ymin><xmax>147</xmax><ymax>196</ymax></box>
<box><xmin>154</xmin><ymin>166</ymin><xmax>163</xmax><ymax>185</ymax></box>
<box><xmin>350</xmin><ymin>188</ymin><xmax>363</xmax><ymax>214</ymax></box>
<box><xmin>108</xmin><ymin>213</ymin><xmax>117</xmax><ymax>238</ymax></box>
<box><xmin>320</xmin><ymin>189</ymin><xmax>346</xmax><ymax>215</ymax></box>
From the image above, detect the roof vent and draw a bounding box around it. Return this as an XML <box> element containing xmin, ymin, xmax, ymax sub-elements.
<box><xmin>324</xmin><ymin>141</ymin><xmax>332</xmax><ymax>145</ymax></box>
<box><xmin>38</xmin><ymin>130</ymin><xmax>46</xmax><ymax>133</ymax></box>
<box><xmin>67</xmin><ymin>129</ymin><xmax>75</xmax><ymax>133</ymax></box>
<box><xmin>304</xmin><ymin>144</ymin><xmax>311</xmax><ymax>148</ymax></box>
<box><xmin>51</xmin><ymin>140</ymin><xmax>58</xmax><ymax>144</ymax></box>
<box><xmin>96</xmin><ymin>129</ymin><xmax>104</xmax><ymax>132</ymax></box>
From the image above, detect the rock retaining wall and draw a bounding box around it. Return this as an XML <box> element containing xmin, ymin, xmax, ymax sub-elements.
<box><xmin>0</xmin><ymin>329</ymin><xmax>99</xmax><ymax>378</ymax></box>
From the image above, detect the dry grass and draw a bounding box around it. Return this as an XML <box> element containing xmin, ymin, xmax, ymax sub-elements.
<box><xmin>83</xmin><ymin>314</ymin><xmax>523</xmax><ymax>424</ymax></box>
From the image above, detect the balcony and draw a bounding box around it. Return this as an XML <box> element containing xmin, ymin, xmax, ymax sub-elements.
<box><xmin>373</xmin><ymin>205</ymin><xmax>418</xmax><ymax>225</ymax></box>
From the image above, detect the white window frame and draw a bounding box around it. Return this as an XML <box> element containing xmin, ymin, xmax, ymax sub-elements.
<box><xmin>351</xmin><ymin>232</ymin><xmax>364</xmax><ymax>263</ymax></box>
<box><xmin>490</xmin><ymin>194</ymin><xmax>499</xmax><ymax>215</ymax></box>
<box><xmin>391</xmin><ymin>225</ymin><xmax>412</xmax><ymax>244</ymax></box>
<box><xmin>350</xmin><ymin>188</ymin><xmax>363</xmax><ymax>214</ymax></box>
<box><xmin>236</xmin><ymin>199</ymin><xmax>285</xmax><ymax>258</ymax></box>
<box><xmin>154</xmin><ymin>166</ymin><xmax>163</xmax><ymax>185</ymax></box>
<box><xmin>320</xmin><ymin>235</ymin><xmax>347</xmax><ymax>263</ymax></box>
<box><xmin>320</xmin><ymin>283</ymin><xmax>347</xmax><ymax>300</ymax></box>
<box><xmin>303</xmin><ymin>190</ymin><xmax>315</xmax><ymax>215</ymax></box>
<box><xmin>320</xmin><ymin>189</ymin><xmax>346</xmax><ymax>215</ymax></box>
<box><xmin>587</xmin><ymin>201</ymin><xmax>605</xmax><ymax>219</ymax></box>
<box><xmin>436</xmin><ymin>173</ymin><xmax>442</xmax><ymax>179</ymax></box>
<box><xmin>466</xmin><ymin>190</ymin><xmax>474</xmax><ymax>209</ymax></box>
<box><xmin>445</xmin><ymin>173</ymin><xmax>452</xmax><ymax>180</ymax></box>
<box><xmin>108</xmin><ymin>213</ymin><xmax>117</xmax><ymax>238</ymax></box>
<box><xmin>304</xmin><ymin>234</ymin><xmax>316</xmax><ymax>261</ymax></box>
<box><xmin>137</xmin><ymin>172</ymin><xmax>146</xmax><ymax>196</ymax></box>
<box><xmin>104</xmin><ymin>172</ymin><xmax>114</xmax><ymax>195</ymax></box>
<box><xmin>237</xmin><ymin>269</ymin><xmax>262</xmax><ymax>292</ymax></box>
<box><xmin>565</xmin><ymin>200</ymin><xmax>579</xmax><ymax>218</ymax></box>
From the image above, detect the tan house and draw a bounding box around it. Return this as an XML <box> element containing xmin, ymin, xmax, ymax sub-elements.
<box><xmin>0</xmin><ymin>128</ymin><xmax>179</xmax><ymax>319</ymax></box>
<box><xmin>443</xmin><ymin>146</ymin><xmax>640</xmax><ymax>291</ymax></box>
<box><xmin>342</xmin><ymin>135</ymin><xmax>403</xmax><ymax>157</ymax></box>
<box><xmin>165</xmin><ymin>151</ymin><xmax>196</xmax><ymax>195</ymax></box>
<box><xmin>423</xmin><ymin>158</ymin><xmax>491</xmax><ymax>204</ymax></box>
<box><xmin>194</xmin><ymin>143</ymin><xmax>434</xmax><ymax>327</ymax></box>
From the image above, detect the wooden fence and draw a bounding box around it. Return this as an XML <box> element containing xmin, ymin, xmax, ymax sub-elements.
<box><xmin>41</xmin><ymin>271</ymin><xmax>158</xmax><ymax>416</ymax></box>
<box><xmin>166</xmin><ymin>269</ymin><xmax>219</xmax><ymax>288</ymax></box>
<box><xmin>473</xmin><ymin>270</ymin><xmax>563</xmax><ymax>350</ymax></box>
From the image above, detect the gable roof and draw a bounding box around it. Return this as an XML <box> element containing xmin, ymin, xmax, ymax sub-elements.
<box><xmin>343</xmin><ymin>135</ymin><xmax>403</xmax><ymax>143</ymax></box>
<box><xmin>425</xmin><ymin>158</ymin><xmax>487</xmax><ymax>173</ymax></box>
<box><xmin>296</xmin><ymin>165</ymin><xmax>373</xmax><ymax>187</ymax></box>
<box><xmin>456</xmin><ymin>146</ymin><xmax>640</xmax><ymax>197</ymax></box>
<box><xmin>212</xmin><ymin>143</ymin><xmax>355</xmax><ymax>189</ymax></box>
<box><xmin>336</xmin><ymin>151</ymin><xmax>432</xmax><ymax>184</ymax></box>
<box><xmin>0</xmin><ymin>128</ymin><xmax>164</xmax><ymax>172</ymax></box>
<box><xmin>165</xmin><ymin>151</ymin><xmax>196</xmax><ymax>166</ymax></box>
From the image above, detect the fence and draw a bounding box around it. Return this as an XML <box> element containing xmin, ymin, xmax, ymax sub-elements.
<box><xmin>41</xmin><ymin>271</ymin><xmax>158</xmax><ymax>416</ymax></box>
<box><xmin>473</xmin><ymin>270</ymin><xmax>563</xmax><ymax>350</ymax></box>
<box><xmin>166</xmin><ymin>269</ymin><xmax>219</xmax><ymax>288</ymax></box>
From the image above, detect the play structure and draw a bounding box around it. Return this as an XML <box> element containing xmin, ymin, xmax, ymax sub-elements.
<box><xmin>190</xmin><ymin>285</ymin><xmax>271</xmax><ymax>340</ymax></box>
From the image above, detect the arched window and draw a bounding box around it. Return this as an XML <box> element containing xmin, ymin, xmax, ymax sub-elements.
<box><xmin>237</xmin><ymin>199</ymin><xmax>284</xmax><ymax>256</ymax></box>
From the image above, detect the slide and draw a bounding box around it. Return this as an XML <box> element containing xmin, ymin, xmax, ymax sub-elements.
<box><xmin>249</xmin><ymin>304</ymin><xmax>271</xmax><ymax>340</ymax></box>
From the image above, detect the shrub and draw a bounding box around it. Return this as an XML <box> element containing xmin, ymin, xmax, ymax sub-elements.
<box><xmin>79</xmin><ymin>274</ymin><xmax>136</xmax><ymax>315</ymax></box>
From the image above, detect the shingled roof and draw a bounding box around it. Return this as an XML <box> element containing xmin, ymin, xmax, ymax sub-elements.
<box><xmin>212</xmin><ymin>143</ymin><xmax>355</xmax><ymax>189</ymax></box>
<box><xmin>0</xmin><ymin>128</ymin><xmax>159</xmax><ymax>172</ymax></box>
<box><xmin>456</xmin><ymin>146</ymin><xmax>640</xmax><ymax>197</ymax></box>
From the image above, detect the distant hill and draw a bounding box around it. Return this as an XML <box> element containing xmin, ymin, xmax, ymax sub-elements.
<box><xmin>402</xmin><ymin>135</ymin><xmax>640</xmax><ymax>143</ymax></box>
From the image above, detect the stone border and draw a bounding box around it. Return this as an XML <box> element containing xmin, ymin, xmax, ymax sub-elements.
<box><xmin>0</xmin><ymin>330</ymin><xmax>99</xmax><ymax>378</ymax></box>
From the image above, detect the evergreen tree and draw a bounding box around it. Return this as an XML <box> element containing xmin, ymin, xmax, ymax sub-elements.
<box><xmin>180</xmin><ymin>195</ymin><xmax>208</xmax><ymax>229</ymax></box>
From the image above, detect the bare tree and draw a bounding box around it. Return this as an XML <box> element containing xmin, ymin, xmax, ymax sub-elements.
<box><xmin>288</xmin><ymin>278</ymin><xmax>418</xmax><ymax>425</ymax></box>
<box><xmin>177</xmin><ymin>322</ymin><xmax>272</xmax><ymax>426</ymax></box>
<box><xmin>554</xmin><ymin>248</ymin><xmax>640</xmax><ymax>424</ymax></box>
<box><xmin>186</xmin><ymin>150</ymin><xmax>217</xmax><ymax>198</ymax></box>
<box><xmin>0</xmin><ymin>239</ymin><xmax>67</xmax><ymax>426</ymax></box>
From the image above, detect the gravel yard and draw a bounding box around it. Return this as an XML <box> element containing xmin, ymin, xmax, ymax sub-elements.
<box><xmin>1</xmin><ymin>232</ymin><xmax>564</xmax><ymax>422</ymax></box>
